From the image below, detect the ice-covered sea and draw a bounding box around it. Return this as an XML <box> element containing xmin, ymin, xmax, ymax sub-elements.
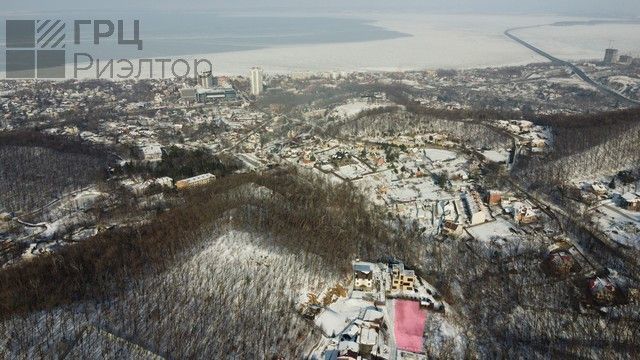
<box><xmin>178</xmin><ymin>13</ymin><xmax>640</xmax><ymax>75</ymax></box>
<box><xmin>2</xmin><ymin>12</ymin><xmax>640</xmax><ymax>77</ymax></box>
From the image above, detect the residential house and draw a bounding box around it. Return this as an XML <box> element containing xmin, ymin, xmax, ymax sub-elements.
<box><xmin>337</xmin><ymin>341</ymin><xmax>359</xmax><ymax>360</ymax></box>
<box><xmin>513</xmin><ymin>202</ymin><xmax>538</xmax><ymax>224</ymax></box>
<box><xmin>621</xmin><ymin>193</ymin><xmax>640</xmax><ymax>212</ymax></box>
<box><xmin>358</xmin><ymin>327</ymin><xmax>378</xmax><ymax>355</ymax></box>
<box><xmin>390</xmin><ymin>263</ymin><xmax>416</xmax><ymax>293</ymax></box>
<box><xmin>588</xmin><ymin>277</ymin><xmax>617</xmax><ymax>305</ymax></box>
<box><xmin>590</xmin><ymin>183</ymin><xmax>608</xmax><ymax>196</ymax></box>
<box><xmin>353</xmin><ymin>262</ymin><xmax>375</xmax><ymax>292</ymax></box>
<box><xmin>441</xmin><ymin>220</ymin><xmax>463</xmax><ymax>237</ymax></box>
<box><xmin>545</xmin><ymin>250</ymin><xmax>575</xmax><ymax>276</ymax></box>
<box><xmin>486</xmin><ymin>190</ymin><xmax>502</xmax><ymax>206</ymax></box>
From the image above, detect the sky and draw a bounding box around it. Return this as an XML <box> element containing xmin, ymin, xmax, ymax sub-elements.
<box><xmin>3</xmin><ymin>0</ymin><xmax>640</xmax><ymax>18</ymax></box>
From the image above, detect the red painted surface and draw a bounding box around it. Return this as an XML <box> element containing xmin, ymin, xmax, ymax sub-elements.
<box><xmin>394</xmin><ymin>300</ymin><xmax>427</xmax><ymax>353</ymax></box>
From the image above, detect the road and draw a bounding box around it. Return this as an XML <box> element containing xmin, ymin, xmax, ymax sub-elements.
<box><xmin>504</xmin><ymin>27</ymin><xmax>640</xmax><ymax>106</ymax></box>
<box><xmin>503</xmin><ymin>25</ymin><xmax>640</xmax><ymax>277</ymax></box>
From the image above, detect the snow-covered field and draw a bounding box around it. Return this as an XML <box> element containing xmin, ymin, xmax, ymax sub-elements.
<box><xmin>204</xmin><ymin>14</ymin><xmax>640</xmax><ymax>73</ymax></box>
<box><xmin>424</xmin><ymin>149</ymin><xmax>458</xmax><ymax>162</ymax></box>
<box><xmin>332</xmin><ymin>101</ymin><xmax>393</xmax><ymax>119</ymax></box>
<box><xmin>314</xmin><ymin>297</ymin><xmax>373</xmax><ymax>336</ymax></box>
<box><xmin>336</xmin><ymin>162</ymin><xmax>371</xmax><ymax>180</ymax></box>
<box><xmin>192</xmin><ymin>13</ymin><xmax>607</xmax><ymax>74</ymax></box>
<box><xmin>467</xmin><ymin>218</ymin><xmax>517</xmax><ymax>242</ymax></box>
<box><xmin>466</xmin><ymin>218</ymin><xmax>537</xmax><ymax>257</ymax></box>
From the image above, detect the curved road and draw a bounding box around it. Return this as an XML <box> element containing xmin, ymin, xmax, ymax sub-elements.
<box><xmin>504</xmin><ymin>27</ymin><xmax>640</xmax><ymax>106</ymax></box>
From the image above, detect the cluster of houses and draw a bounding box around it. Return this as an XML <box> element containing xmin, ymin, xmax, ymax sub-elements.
<box><xmin>494</xmin><ymin>119</ymin><xmax>552</xmax><ymax>154</ymax></box>
<box><xmin>309</xmin><ymin>261</ymin><xmax>445</xmax><ymax>360</ymax></box>
<box><xmin>353</xmin><ymin>262</ymin><xmax>442</xmax><ymax>308</ymax></box>
<box><xmin>435</xmin><ymin>189</ymin><xmax>491</xmax><ymax>234</ymax></box>
<box><xmin>437</xmin><ymin>187</ymin><xmax>542</xmax><ymax>238</ymax></box>
<box><xmin>541</xmin><ymin>241</ymin><xmax>632</xmax><ymax>308</ymax></box>
<box><xmin>566</xmin><ymin>178</ymin><xmax>640</xmax><ymax>247</ymax></box>
<box><xmin>283</xmin><ymin>136</ymin><xmax>548</xmax><ymax>242</ymax></box>
<box><xmin>121</xmin><ymin>173</ymin><xmax>215</xmax><ymax>194</ymax></box>
<box><xmin>572</xmin><ymin>180</ymin><xmax>640</xmax><ymax>212</ymax></box>
<box><xmin>1</xmin><ymin>75</ymin><xmax>271</xmax><ymax>165</ymax></box>
<box><xmin>328</xmin><ymin>306</ymin><xmax>389</xmax><ymax>360</ymax></box>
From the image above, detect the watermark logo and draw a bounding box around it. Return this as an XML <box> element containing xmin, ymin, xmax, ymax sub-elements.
<box><xmin>6</xmin><ymin>20</ymin><xmax>66</xmax><ymax>78</ymax></box>
<box><xmin>5</xmin><ymin>19</ymin><xmax>212</xmax><ymax>80</ymax></box>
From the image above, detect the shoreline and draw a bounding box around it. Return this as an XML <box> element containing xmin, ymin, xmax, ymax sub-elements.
<box><xmin>2</xmin><ymin>13</ymin><xmax>640</xmax><ymax>79</ymax></box>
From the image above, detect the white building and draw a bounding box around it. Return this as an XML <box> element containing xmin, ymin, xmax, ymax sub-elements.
<box><xmin>250</xmin><ymin>67</ymin><xmax>264</xmax><ymax>96</ymax></box>
<box><xmin>353</xmin><ymin>262</ymin><xmax>374</xmax><ymax>292</ymax></box>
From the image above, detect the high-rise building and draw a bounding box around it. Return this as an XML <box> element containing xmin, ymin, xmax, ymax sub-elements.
<box><xmin>198</xmin><ymin>71</ymin><xmax>216</xmax><ymax>88</ymax></box>
<box><xmin>618</xmin><ymin>55</ymin><xmax>633</xmax><ymax>65</ymax></box>
<box><xmin>604</xmin><ymin>48</ymin><xmax>619</xmax><ymax>64</ymax></box>
<box><xmin>250</xmin><ymin>67</ymin><xmax>264</xmax><ymax>96</ymax></box>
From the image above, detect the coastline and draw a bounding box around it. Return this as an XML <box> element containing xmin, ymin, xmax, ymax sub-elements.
<box><xmin>2</xmin><ymin>13</ymin><xmax>640</xmax><ymax>78</ymax></box>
